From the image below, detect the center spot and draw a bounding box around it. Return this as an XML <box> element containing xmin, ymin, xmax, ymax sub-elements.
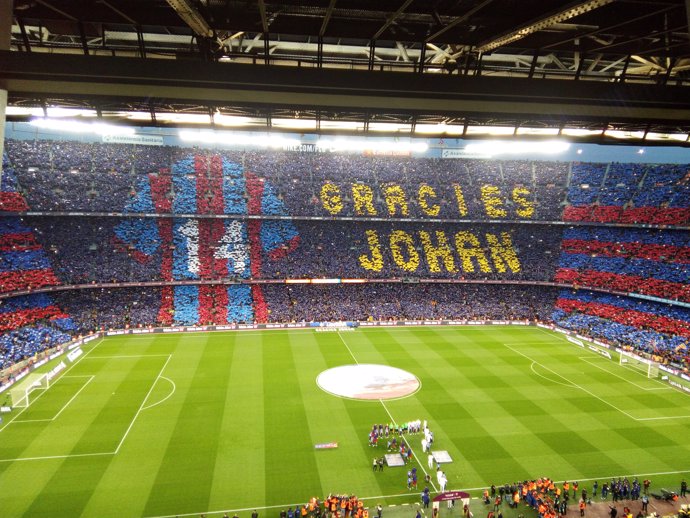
<box><xmin>316</xmin><ymin>364</ymin><xmax>420</xmax><ymax>400</ymax></box>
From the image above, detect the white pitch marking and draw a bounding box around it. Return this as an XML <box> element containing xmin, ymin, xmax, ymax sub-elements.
<box><xmin>113</xmin><ymin>355</ymin><xmax>172</xmax><ymax>454</ymax></box>
<box><xmin>336</xmin><ymin>331</ymin><xmax>439</xmax><ymax>493</ymax></box>
<box><xmin>141</xmin><ymin>377</ymin><xmax>176</xmax><ymax>411</ymax></box>
<box><xmin>578</xmin><ymin>357</ymin><xmax>669</xmax><ymax>391</ymax></box>
<box><xmin>506</xmin><ymin>344</ymin><xmax>690</xmax><ymax>422</ymax></box>
<box><xmin>141</xmin><ymin>468</ymin><xmax>690</xmax><ymax>518</ymax></box>
<box><xmin>84</xmin><ymin>354</ymin><xmax>172</xmax><ymax>359</ymax></box>
<box><xmin>52</xmin><ymin>375</ymin><xmax>95</xmax><ymax>420</ymax></box>
<box><xmin>0</xmin><ymin>451</ymin><xmax>114</xmax><ymax>463</ymax></box>
<box><xmin>0</xmin><ymin>338</ymin><xmax>105</xmax><ymax>434</ymax></box>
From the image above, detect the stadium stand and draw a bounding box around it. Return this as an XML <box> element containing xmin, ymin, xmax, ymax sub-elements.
<box><xmin>1</xmin><ymin>141</ymin><xmax>689</xmax><ymax>372</ymax></box>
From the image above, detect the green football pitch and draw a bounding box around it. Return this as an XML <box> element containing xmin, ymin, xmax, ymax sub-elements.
<box><xmin>0</xmin><ymin>326</ymin><xmax>689</xmax><ymax>518</ymax></box>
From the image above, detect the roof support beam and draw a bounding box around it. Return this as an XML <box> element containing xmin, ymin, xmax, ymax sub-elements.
<box><xmin>35</xmin><ymin>0</ymin><xmax>77</xmax><ymax>21</ymax></box>
<box><xmin>372</xmin><ymin>0</ymin><xmax>415</xmax><ymax>41</ymax></box>
<box><xmin>476</xmin><ymin>0</ymin><xmax>615</xmax><ymax>53</ymax></box>
<box><xmin>258</xmin><ymin>0</ymin><xmax>269</xmax><ymax>33</ymax></box>
<box><xmin>426</xmin><ymin>0</ymin><xmax>495</xmax><ymax>43</ymax></box>
<box><xmin>98</xmin><ymin>0</ymin><xmax>137</xmax><ymax>25</ymax></box>
<box><xmin>17</xmin><ymin>18</ymin><xmax>31</xmax><ymax>53</ymax></box>
<box><xmin>589</xmin><ymin>24</ymin><xmax>687</xmax><ymax>53</ymax></box>
<box><xmin>542</xmin><ymin>4</ymin><xmax>679</xmax><ymax>50</ymax></box>
<box><xmin>78</xmin><ymin>21</ymin><xmax>89</xmax><ymax>55</ymax></box>
<box><xmin>320</xmin><ymin>0</ymin><xmax>337</xmax><ymax>37</ymax></box>
<box><xmin>3</xmin><ymin>51</ymin><xmax>690</xmax><ymax>127</ymax></box>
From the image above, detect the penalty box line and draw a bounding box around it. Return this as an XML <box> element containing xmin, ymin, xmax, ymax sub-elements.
<box><xmin>335</xmin><ymin>331</ymin><xmax>439</xmax><ymax>493</ymax></box>
<box><xmin>0</xmin><ymin>337</ymin><xmax>105</xmax><ymax>435</ymax></box>
<box><xmin>0</xmin><ymin>352</ymin><xmax>173</xmax><ymax>462</ymax></box>
<box><xmin>12</xmin><ymin>375</ymin><xmax>95</xmax><ymax>424</ymax></box>
<box><xmin>504</xmin><ymin>344</ymin><xmax>690</xmax><ymax>422</ymax></box>
<box><xmin>114</xmin><ymin>354</ymin><xmax>173</xmax><ymax>454</ymax></box>
<box><xmin>577</xmin><ymin>357</ymin><xmax>670</xmax><ymax>392</ymax></box>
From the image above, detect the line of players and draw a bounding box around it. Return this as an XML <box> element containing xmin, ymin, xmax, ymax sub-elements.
<box><xmin>368</xmin><ymin>420</ymin><xmax>424</xmax><ymax>446</ymax></box>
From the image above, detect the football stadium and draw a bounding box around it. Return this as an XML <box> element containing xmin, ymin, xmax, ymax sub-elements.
<box><xmin>0</xmin><ymin>1</ymin><xmax>689</xmax><ymax>517</ymax></box>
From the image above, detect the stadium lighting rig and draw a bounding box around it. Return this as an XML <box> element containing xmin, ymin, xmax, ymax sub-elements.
<box><xmin>314</xmin><ymin>138</ymin><xmax>428</xmax><ymax>154</ymax></box>
<box><xmin>464</xmin><ymin>140</ymin><xmax>571</xmax><ymax>156</ymax></box>
<box><xmin>476</xmin><ymin>0</ymin><xmax>615</xmax><ymax>52</ymax></box>
<box><xmin>179</xmin><ymin>130</ymin><xmax>301</xmax><ymax>148</ymax></box>
<box><xmin>29</xmin><ymin>118</ymin><xmax>135</xmax><ymax>136</ymax></box>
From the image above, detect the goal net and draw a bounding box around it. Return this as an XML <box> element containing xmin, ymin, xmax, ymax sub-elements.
<box><xmin>619</xmin><ymin>350</ymin><xmax>659</xmax><ymax>379</ymax></box>
<box><xmin>10</xmin><ymin>372</ymin><xmax>50</xmax><ymax>408</ymax></box>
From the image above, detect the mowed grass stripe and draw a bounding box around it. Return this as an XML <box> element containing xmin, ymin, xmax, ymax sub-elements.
<box><xmin>16</xmin><ymin>354</ymin><xmax>168</xmax><ymax>517</ymax></box>
<box><xmin>336</xmin><ymin>329</ymin><xmax>468</xmax><ymax>493</ymax></box>
<box><xmin>291</xmin><ymin>332</ymin><xmax>392</xmax><ymax>499</ymax></box>
<box><xmin>207</xmin><ymin>332</ymin><xmax>267</xmax><ymax>511</ymax></box>
<box><xmin>418</xmin><ymin>327</ymin><xmax>582</xmax><ymax>482</ymax></box>
<box><xmin>263</xmin><ymin>331</ymin><xmax>322</xmax><ymax>504</ymax></box>
<box><xmin>493</xmin><ymin>332</ymin><xmax>686</xmax><ymax>477</ymax></box>
<box><xmin>372</xmin><ymin>327</ymin><xmax>539</xmax><ymax>486</ymax></box>
<box><xmin>142</xmin><ymin>334</ymin><xmax>234</xmax><ymax>517</ymax></box>
<box><xmin>80</xmin><ymin>335</ymin><xmax>200</xmax><ymax>518</ymax></box>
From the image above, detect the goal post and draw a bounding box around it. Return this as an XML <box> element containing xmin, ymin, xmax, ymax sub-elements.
<box><xmin>619</xmin><ymin>350</ymin><xmax>660</xmax><ymax>379</ymax></box>
<box><xmin>10</xmin><ymin>372</ymin><xmax>50</xmax><ymax>408</ymax></box>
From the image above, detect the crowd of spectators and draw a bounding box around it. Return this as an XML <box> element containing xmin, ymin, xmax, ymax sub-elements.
<box><xmin>2</xmin><ymin>139</ymin><xmax>689</xmax><ymax>372</ymax></box>
<box><xmin>565</xmin><ymin>162</ymin><xmax>690</xmax><ymax>225</ymax></box>
<box><xmin>553</xmin><ymin>288</ymin><xmax>689</xmax><ymax>368</ymax></box>
<box><xmin>17</xmin><ymin>218</ymin><xmax>562</xmax><ymax>283</ymax></box>
<box><xmin>0</xmin><ymin>139</ymin><xmax>578</xmax><ymax>221</ymax></box>
<box><xmin>555</xmin><ymin>227</ymin><xmax>690</xmax><ymax>302</ymax></box>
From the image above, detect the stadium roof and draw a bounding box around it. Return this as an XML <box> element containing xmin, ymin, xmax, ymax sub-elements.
<box><xmin>3</xmin><ymin>0</ymin><xmax>690</xmax><ymax>143</ymax></box>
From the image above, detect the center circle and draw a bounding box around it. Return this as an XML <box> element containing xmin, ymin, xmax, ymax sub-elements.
<box><xmin>316</xmin><ymin>364</ymin><xmax>420</xmax><ymax>400</ymax></box>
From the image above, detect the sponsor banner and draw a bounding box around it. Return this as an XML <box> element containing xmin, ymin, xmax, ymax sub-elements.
<box><xmin>537</xmin><ymin>323</ymin><xmax>553</xmax><ymax>329</ymax></box>
<box><xmin>0</xmin><ymin>406</ymin><xmax>11</xmax><ymax>413</ymax></box>
<box><xmin>314</xmin><ymin>442</ymin><xmax>338</xmax><ymax>449</ymax></box>
<box><xmin>102</xmin><ymin>134</ymin><xmax>164</xmax><ymax>146</ymax></box>
<box><xmin>681</xmin><ymin>373</ymin><xmax>690</xmax><ymax>382</ymax></box>
<box><xmin>423</xmin><ymin>321</ymin><xmax>441</xmax><ymax>325</ymax></box>
<box><xmin>46</xmin><ymin>361</ymin><xmax>66</xmax><ymax>381</ymax></box>
<box><xmin>441</xmin><ymin>149</ymin><xmax>468</xmax><ymax>159</ymax></box>
<box><xmin>660</xmin><ymin>365</ymin><xmax>679</xmax><ymax>376</ymax></box>
<box><xmin>49</xmin><ymin>351</ymin><xmax>63</xmax><ymax>360</ymax></box>
<box><xmin>132</xmin><ymin>329</ymin><xmax>152</xmax><ymax>334</ymax></box>
<box><xmin>669</xmin><ymin>380</ymin><xmax>690</xmax><ymax>394</ymax></box>
<box><xmin>0</xmin><ymin>380</ymin><xmax>15</xmax><ymax>394</ymax></box>
<box><xmin>33</xmin><ymin>358</ymin><xmax>48</xmax><ymax>369</ymax></box>
<box><xmin>567</xmin><ymin>337</ymin><xmax>584</xmax><ymax>347</ymax></box>
<box><xmin>510</xmin><ymin>321</ymin><xmax>528</xmax><ymax>325</ymax></box>
<box><xmin>593</xmin><ymin>339</ymin><xmax>609</xmax><ymax>348</ymax></box>
<box><xmin>216</xmin><ymin>325</ymin><xmax>237</xmax><ymax>330</ymax></box>
<box><xmin>433</xmin><ymin>491</ymin><xmax>471</xmax><ymax>502</ymax></box>
<box><xmin>84</xmin><ymin>335</ymin><xmax>99</xmax><ymax>343</ymax></box>
<box><xmin>107</xmin><ymin>330</ymin><xmax>126</xmax><ymax>336</ymax></box>
<box><xmin>162</xmin><ymin>327</ymin><xmax>184</xmax><ymax>333</ymax></box>
<box><xmin>588</xmin><ymin>345</ymin><xmax>612</xmax><ymax>359</ymax></box>
<box><xmin>404</xmin><ymin>321</ymin><xmax>421</xmax><ymax>326</ymax></box>
<box><xmin>183</xmin><ymin>327</ymin><xmax>204</xmax><ymax>332</ymax></box>
<box><xmin>67</xmin><ymin>348</ymin><xmax>83</xmax><ymax>362</ymax></box>
<box><xmin>238</xmin><ymin>324</ymin><xmax>258</xmax><ymax>329</ymax></box>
